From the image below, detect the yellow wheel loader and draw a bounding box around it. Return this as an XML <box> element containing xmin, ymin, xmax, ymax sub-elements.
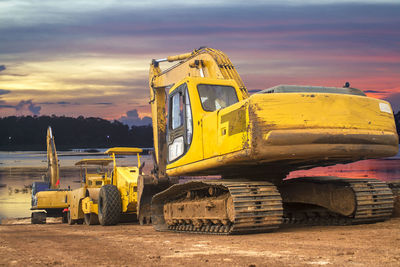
<box><xmin>136</xmin><ymin>47</ymin><xmax>398</xmax><ymax>234</ymax></box>
<box><xmin>67</xmin><ymin>147</ymin><xmax>145</xmax><ymax>226</ymax></box>
<box><xmin>66</xmin><ymin>158</ymin><xmax>113</xmax><ymax>225</ymax></box>
<box><xmin>31</xmin><ymin>127</ymin><xmax>69</xmax><ymax>224</ymax></box>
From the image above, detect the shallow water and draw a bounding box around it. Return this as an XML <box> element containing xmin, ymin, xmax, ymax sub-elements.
<box><xmin>0</xmin><ymin>149</ymin><xmax>400</xmax><ymax>222</ymax></box>
<box><xmin>0</xmin><ymin>149</ymin><xmax>113</xmax><ymax>168</ymax></box>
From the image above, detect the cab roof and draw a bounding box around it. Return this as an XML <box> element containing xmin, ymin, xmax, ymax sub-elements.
<box><xmin>105</xmin><ymin>147</ymin><xmax>143</xmax><ymax>155</ymax></box>
<box><xmin>75</xmin><ymin>158</ymin><xmax>113</xmax><ymax>166</ymax></box>
<box><xmin>257</xmin><ymin>84</ymin><xmax>366</xmax><ymax>96</ymax></box>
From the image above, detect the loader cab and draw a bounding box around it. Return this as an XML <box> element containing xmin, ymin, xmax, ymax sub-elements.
<box><xmin>166</xmin><ymin>77</ymin><xmax>243</xmax><ymax>166</ymax></box>
<box><xmin>74</xmin><ymin>159</ymin><xmax>113</xmax><ymax>188</ymax></box>
<box><xmin>104</xmin><ymin>147</ymin><xmax>143</xmax><ymax>186</ymax></box>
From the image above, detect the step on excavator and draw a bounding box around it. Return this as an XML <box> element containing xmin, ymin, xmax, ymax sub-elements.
<box><xmin>137</xmin><ymin>47</ymin><xmax>398</xmax><ymax>234</ymax></box>
<box><xmin>31</xmin><ymin>127</ymin><xmax>69</xmax><ymax>224</ymax></box>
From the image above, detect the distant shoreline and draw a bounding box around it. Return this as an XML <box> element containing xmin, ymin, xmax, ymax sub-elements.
<box><xmin>0</xmin><ymin>148</ymin><xmax>153</xmax><ymax>154</ymax></box>
<box><xmin>0</xmin><ymin>166</ymin><xmax>76</xmax><ymax>170</ymax></box>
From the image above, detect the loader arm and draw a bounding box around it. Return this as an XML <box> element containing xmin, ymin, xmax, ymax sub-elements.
<box><xmin>149</xmin><ymin>47</ymin><xmax>248</xmax><ymax>178</ymax></box>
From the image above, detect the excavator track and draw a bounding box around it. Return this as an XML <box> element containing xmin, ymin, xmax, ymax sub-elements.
<box><xmin>281</xmin><ymin>177</ymin><xmax>394</xmax><ymax>226</ymax></box>
<box><xmin>152</xmin><ymin>177</ymin><xmax>393</xmax><ymax>234</ymax></box>
<box><xmin>152</xmin><ymin>181</ymin><xmax>283</xmax><ymax>235</ymax></box>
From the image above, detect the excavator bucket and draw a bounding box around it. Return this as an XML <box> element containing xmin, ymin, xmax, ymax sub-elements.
<box><xmin>137</xmin><ymin>175</ymin><xmax>174</xmax><ymax>225</ymax></box>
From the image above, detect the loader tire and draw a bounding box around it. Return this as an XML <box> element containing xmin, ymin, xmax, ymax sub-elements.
<box><xmin>67</xmin><ymin>211</ymin><xmax>76</xmax><ymax>225</ymax></box>
<box><xmin>98</xmin><ymin>185</ymin><xmax>121</xmax><ymax>226</ymax></box>
<box><xmin>84</xmin><ymin>213</ymin><xmax>99</xmax><ymax>225</ymax></box>
<box><xmin>31</xmin><ymin>212</ymin><xmax>46</xmax><ymax>224</ymax></box>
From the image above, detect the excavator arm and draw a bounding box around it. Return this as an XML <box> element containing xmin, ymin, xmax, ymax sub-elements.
<box><xmin>46</xmin><ymin>126</ymin><xmax>60</xmax><ymax>189</ymax></box>
<box><xmin>149</xmin><ymin>47</ymin><xmax>248</xmax><ymax>178</ymax></box>
<box><xmin>150</xmin><ymin>47</ymin><xmax>247</xmax><ymax>94</ymax></box>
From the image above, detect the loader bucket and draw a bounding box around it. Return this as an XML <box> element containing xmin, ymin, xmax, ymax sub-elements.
<box><xmin>137</xmin><ymin>175</ymin><xmax>173</xmax><ymax>225</ymax></box>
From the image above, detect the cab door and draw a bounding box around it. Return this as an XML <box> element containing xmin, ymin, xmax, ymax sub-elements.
<box><xmin>167</xmin><ymin>83</ymin><xmax>193</xmax><ymax>163</ymax></box>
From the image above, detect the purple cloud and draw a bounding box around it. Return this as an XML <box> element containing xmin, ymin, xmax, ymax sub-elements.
<box><xmin>118</xmin><ymin>109</ymin><xmax>151</xmax><ymax>127</ymax></box>
<box><xmin>0</xmin><ymin>98</ymin><xmax>42</xmax><ymax>115</ymax></box>
<box><xmin>1</xmin><ymin>2</ymin><xmax>399</xmax><ymax>118</ymax></box>
<box><xmin>15</xmin><ymin>100</ymin><xmax>41</xmax><ymax>115</ymax></box>
<box><xmin>0</xmin><ymin>89</ymin><xmax>10</xmax><ymax>95</ymax></box>
<box><xmin>1</xmin><ymin>3</ymin><xmax>399</xmax><ymax>56</ymax></box>
<box><xmin>94</xmin><ymin>102</ymin><xmax>113</xmax><ymax>105</ymax></box>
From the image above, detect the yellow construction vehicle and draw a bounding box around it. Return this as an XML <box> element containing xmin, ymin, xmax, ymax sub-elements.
<box><xmin>138</xmin><ymin>47</ymin><xmax>398</xmax><ymax>234</ymax></box>
<box><xmin>66</xmin><ymin>158</ymin><xmax>113</xmax><ymax>225</ymax></box>
<box><xmin>31</xmin><ymin>127</ymin><xmax>69</xmax><ymax>224</ymax></box>
<box><xmin>67</xmin><ymin>147</ymin><xmax>144</xmax><ymax>225</ymax></box>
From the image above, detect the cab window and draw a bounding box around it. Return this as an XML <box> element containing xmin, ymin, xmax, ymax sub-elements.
<box><xmin>185</xmin><ymin>90</ymin><xmax>193</xmax><ymax>144</ymax></box>
<box><xmin>197</xmin><ymin>84</ymin><xmax>238</xmax><ymax>111</ymax></box>
<box><xmin>171</xmin><ymin>93</ymin><xmax>183</xmax><ymax>129</ymax></box>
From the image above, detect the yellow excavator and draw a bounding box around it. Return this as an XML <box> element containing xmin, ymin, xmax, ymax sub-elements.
<box><xmin>31</xmin><ymin>127</ymin><xmax>69</xmax><ymax>224</ymax></box>
<box><xmin>67</xmin><ymin>147</ymin><xmax>145</xmax><ymax>225</ymax></box>
<box><xmin>137</xmin><ymin>47</ymin><xmax>398</xmax><ymax>234</ymax></box>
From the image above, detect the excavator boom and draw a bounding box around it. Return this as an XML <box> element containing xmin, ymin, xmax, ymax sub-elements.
<box><xmin>150</xmin><ymin>47</ymin><xmax>247</xmax><ymax>97</ymax></box>
<box><xmin>46</xmin><ymin>126</ymin><xmax>59</xmax><ymax>189</ymax></box>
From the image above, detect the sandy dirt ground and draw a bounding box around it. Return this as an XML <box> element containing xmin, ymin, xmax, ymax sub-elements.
<box><xmin>1</xmin><ymin>218</ymin><xmax>400</xmax><ymax>267</ymax></box>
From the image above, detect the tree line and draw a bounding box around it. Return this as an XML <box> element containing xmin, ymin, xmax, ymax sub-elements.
<box><xmin>0</xmin><ymin>115</ymin><xmax>153</xmax><ymax>150</ymax></box>
<box><xmin>1</xmin><ymin>112</ymin><xmax>400</xmax><ymax>151</ymax></box>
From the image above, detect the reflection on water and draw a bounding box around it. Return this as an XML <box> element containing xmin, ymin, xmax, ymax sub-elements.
<box><xmin>1</xmin><ymin>150</ymin><xmax>400</xmax><ymax>221</ymax></box>
<box><xmin>288</xmin><ymin>159</ymin><xmax>400</xmax><ymax>181</ymax></box>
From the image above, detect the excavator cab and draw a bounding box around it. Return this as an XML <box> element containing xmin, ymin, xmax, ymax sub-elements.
<box><xmin>166</xmin><ymin>77</ymin><xmax>244</xmax><ymax>165</ymax></box>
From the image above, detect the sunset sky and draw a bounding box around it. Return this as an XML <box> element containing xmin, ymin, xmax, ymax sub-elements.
<box><xmin>1</xmin><ymin>0</ymin><xmax>399</xmax><ymax>126</ymax></box>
